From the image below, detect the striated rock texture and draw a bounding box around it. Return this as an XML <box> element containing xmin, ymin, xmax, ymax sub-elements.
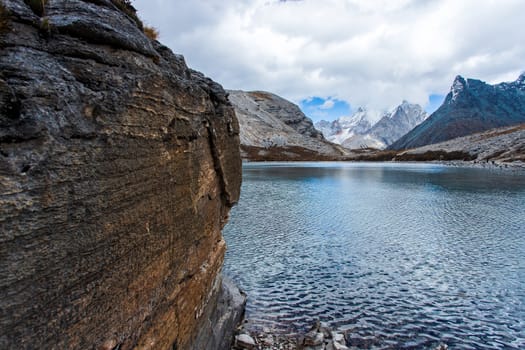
<box><xmin>227</xmin><ymin>90</ymin><xmax>346</xmax><ymax>161</ymax></box>
<box><xmin>390</xmin><ymin>74</ymin><xmax>525</xmax><ymax>150</ymax></box>
<box><xmin>0</xmin><ymin>1</ymin><xmax>242</xmax><ymax>349</ymax></box>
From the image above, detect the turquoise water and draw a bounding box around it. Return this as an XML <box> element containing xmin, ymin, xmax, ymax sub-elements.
<box><xmin>223</xmin><ymin>162</ymin><xmax>525</xmax><ymax>349</ymax></box>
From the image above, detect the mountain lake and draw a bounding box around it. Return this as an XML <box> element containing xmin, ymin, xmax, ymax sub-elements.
<box><xmin>223</xmin><ymin>162</ymin><xmax>525</xmax><ymax>349</ymax></box>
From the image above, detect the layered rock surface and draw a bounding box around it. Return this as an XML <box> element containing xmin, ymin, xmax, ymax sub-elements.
<box><xmin>0</xmin><ymin>1</ymin><xmax>242</xmax><ymax>349</ymax></box>
<box><xmin>227</xmin><ymin>90</ymin><xmax>346</xmax><ymax>160</ymax></box>
<box><xmin>390</xmin><ymin>74</ymin><xmax>525</xmax><ymax>150</ymax></box>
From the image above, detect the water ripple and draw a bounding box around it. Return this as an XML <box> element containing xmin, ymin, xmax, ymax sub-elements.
<box><xmin>224</xmin><ymin>162</ymin><xmax>525</xmax><ymax>349</ymax></box>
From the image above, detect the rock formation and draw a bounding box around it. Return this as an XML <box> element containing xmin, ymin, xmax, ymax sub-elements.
<box><xmin>315</xmin><ymin>102</ymin><xmax>427</xmax><ymax>150</ymax></box>
<box><xmin>0</xmin><ymin>1</ymin><xmax>243</xmax><ymax>349</ymax></box>
<box><xmin>227</xmin><ymin>90</ymin><xmax>346</xmax><ymax>160</ymax></box>
<box><xmin>389</xmin><ymin>74</ymin><xmax>525</xmax><ymax>150</ymax></box>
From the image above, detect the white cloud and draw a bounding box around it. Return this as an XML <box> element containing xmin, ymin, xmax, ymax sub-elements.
<box><xmin>319</xmin><ymin>99</ymin><xmax>335</xmax><ymax>110</ymax></box>
<box><xmin>134</xmin><ymin>0</ymin><xmax>525</xmax><ymax>112</ymax></box>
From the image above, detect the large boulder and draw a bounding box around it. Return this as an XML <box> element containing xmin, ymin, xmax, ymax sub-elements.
<box><xmin>0</xmin><ymin>1</ymin><xmax>242</xmax><ymax>349</ymax></box>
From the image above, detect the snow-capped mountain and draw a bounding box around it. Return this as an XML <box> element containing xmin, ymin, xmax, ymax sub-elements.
<box><xmin>315</xmin><ymin>102</ymin><xmax>427</xmax><ymax>149</ymax></box>
<box><xmin>389</xmin><ymin>73</ymin><xmax>525</xmax><ymax>150</ymax></box>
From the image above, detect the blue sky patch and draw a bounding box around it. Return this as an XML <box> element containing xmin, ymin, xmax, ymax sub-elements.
<box><xmin>426</xmin><ymin>94</ymin><xmax>446</xmax><ymax>115</ymax></box>
<box><xmin>300</xmin><ymin>97</ymin><xmax>351</xmax><ymax>123</ymax></box>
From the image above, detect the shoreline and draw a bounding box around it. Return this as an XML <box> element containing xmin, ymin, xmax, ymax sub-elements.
<box><xmin>231</xmin><ymin>319</ymin><xmax>450</xmax><ymax>350</ymax></box>
<box><xmin>242</xmin><ymin>158</ymin><xmax>525</xmax><ymax>172</ymax></box>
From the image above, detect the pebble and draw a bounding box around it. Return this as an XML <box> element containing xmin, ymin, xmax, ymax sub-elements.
<box><xmin>236</xmin><ymin>334</ymin><xmax>256</xmax><ymax>349</ymax></box>
<box><xmin>232</xmin><ymin>319</ymin><xmax>448</xmax><ymax>350</ymax></box>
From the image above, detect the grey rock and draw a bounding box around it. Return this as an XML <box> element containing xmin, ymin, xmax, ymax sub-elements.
<box><xmin>303</xmin><ymin>331</ymin><xmax>324</xmax><ymax>346</ymax></box>
<box><xmin>236</xmin><ymin>333</ymin><xmax>256</xmax><ymax>349</ymax></box>
<box><xmin>332</xmin><ymin>341</ymin><xmax>349</xmax><ymax>350</ymax></box>
<box><xmin>331</xmin><ymin>332</ymin><xmax>345</xmax><ymax>344</ymax></box>
<box><xmin>47</xmin><ymin>0</ymin><xmax>158</xmax><ymax>57</ymax></box>
<box><xmin>192</xmin><ymin>276</ymin><xmax>246</xmax><ymax>350</ymax></box>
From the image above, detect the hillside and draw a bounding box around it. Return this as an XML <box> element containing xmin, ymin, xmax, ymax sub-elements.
<box><xmin>228</xmin><ymin>90</ymin><xmax>346</xmax><ymax>160</ymax></box>
<box><xmin>399</xmin><ymin>123</ymin><xmax>525</xmax><ymax>166</ymax></box>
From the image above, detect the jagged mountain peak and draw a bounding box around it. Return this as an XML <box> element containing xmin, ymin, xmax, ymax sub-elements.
<box><xmin>451</xmin><ymin>75</ymin><xmax>468</xmax><ymax>99</ymax></box>
<box><xmin>315</xmin><ymin>101</ymin><xmax>427</xmax><ymax>149</ymax></box>
<box><xmin>515</xmin><ymin>72</ymin><xmax>525</xmax><ymax>88</ymax></box>
<box><xmin>389</xmin><ymin>73</ymin><xmax>525</xmax><ymax>150</ymax></box>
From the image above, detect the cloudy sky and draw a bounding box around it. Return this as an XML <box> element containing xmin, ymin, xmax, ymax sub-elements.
<box><xmin>133</xmin><ymin>0</ymin><xmax>525</xmax><ymax>122</ymax></box>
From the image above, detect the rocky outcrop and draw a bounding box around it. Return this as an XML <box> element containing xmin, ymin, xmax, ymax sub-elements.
<box><xmin>227</xmin><ymin>90</ymin><xmax>346</xmax><ymax>160</ymax></box>
<box><xmin>389</xmin><ymin>74</ymin><xmax>525</xmax><ymax>150</ymax></box>
<box><xmin>0</xmin><ymin>1</ymin><xmax>242</xmax><ymax>349</ymax></box>
<box><xmin>315</xmin><ymin>102</ymin><xmax>427</xmax><ymax>150</ymax></box>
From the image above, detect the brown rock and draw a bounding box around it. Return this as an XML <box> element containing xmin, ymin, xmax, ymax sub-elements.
<box><xmin>0</xmin><ymin>1</ymin><xmax>241</xmax><ymax>349</ymax></box>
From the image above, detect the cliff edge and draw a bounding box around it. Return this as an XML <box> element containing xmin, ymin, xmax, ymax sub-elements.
<box><xmin>0</xmin><ymin>1</ymin><xmax>243</xmax><ymax>349</ymax></box>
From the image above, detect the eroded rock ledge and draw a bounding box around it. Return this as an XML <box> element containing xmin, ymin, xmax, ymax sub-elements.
<box><xmin>0</xmin><ymin>1</ymin><xmax>242</xmax><ymax>349</ymax></box>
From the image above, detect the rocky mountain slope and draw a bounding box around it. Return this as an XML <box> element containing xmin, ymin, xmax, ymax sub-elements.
<box><xmin>0</xmin><ymin>1</ymin><xmax>243</xmax><ymax>349</ymax></box>
<box><xmin>389</xmin><ymin>74</ymin><xmax>525</xmax><ymax>150</ymax></box>
<box><xmin>348</xmin><ymin>124</ymin><xmax>524</xmax><ymax>167</ymax></box>
<box><xmin>315</xmin><ymin>101</ymin><xmax>427</xmax><ymax>149</ymax></box>
<box><xmin>398</xmin><ymin>123</ymin><xmax>525</xmax><ymax>166</ymax></box>
<box><xmin>228</xmin><ymin>90</ymin><xmax>346</xmax><ymax>160</ymax></box>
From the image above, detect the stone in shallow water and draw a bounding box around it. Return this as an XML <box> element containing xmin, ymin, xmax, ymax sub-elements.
<box><xmin>332</xmin><ymin>341</ymin><xmax>350</xmax><ymax>350</ymax></box>
<box><xmin>303</xmin><ymin>331</ymin><xmax>324</xmax><ymax>346</ymax></box>
<box><xmin>236</xmin><ymin>334</ymin><xmax>256</xmax><ymax>349</ymax></box>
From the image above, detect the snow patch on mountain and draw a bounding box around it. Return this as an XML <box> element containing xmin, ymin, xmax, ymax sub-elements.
<box><xmin>315</xmin><ymin>101</ymin><xmax>427</xmax><ymax>149</ymax></box>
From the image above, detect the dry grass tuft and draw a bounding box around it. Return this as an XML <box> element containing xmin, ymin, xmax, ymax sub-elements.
<box><xmin>143</xmin><ymin>25</ymin><xmax>159</xmax><ymax>40</ymax></box>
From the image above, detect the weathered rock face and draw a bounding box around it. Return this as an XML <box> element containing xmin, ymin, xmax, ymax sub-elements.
<box><xmin>227</xmin><ymin>90</ymin><xmax>346</xmax><ymax>161</ymax></box>
<box><xmin>0</xmin><ymin>1</ymin><xmax>242</xmax><ymax>349</ymax></box>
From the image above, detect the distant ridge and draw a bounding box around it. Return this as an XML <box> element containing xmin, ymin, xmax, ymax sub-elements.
<box><xmin>389</xmin><ymin>73</ymin><xmax>525</xmax><ymax>150</ymax></box>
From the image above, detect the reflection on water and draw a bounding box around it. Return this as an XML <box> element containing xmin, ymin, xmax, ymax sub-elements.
<box><xmin>223</xmin><ymin>162</ymin><xmax>525</xmax><ymax>349</ymax></box>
